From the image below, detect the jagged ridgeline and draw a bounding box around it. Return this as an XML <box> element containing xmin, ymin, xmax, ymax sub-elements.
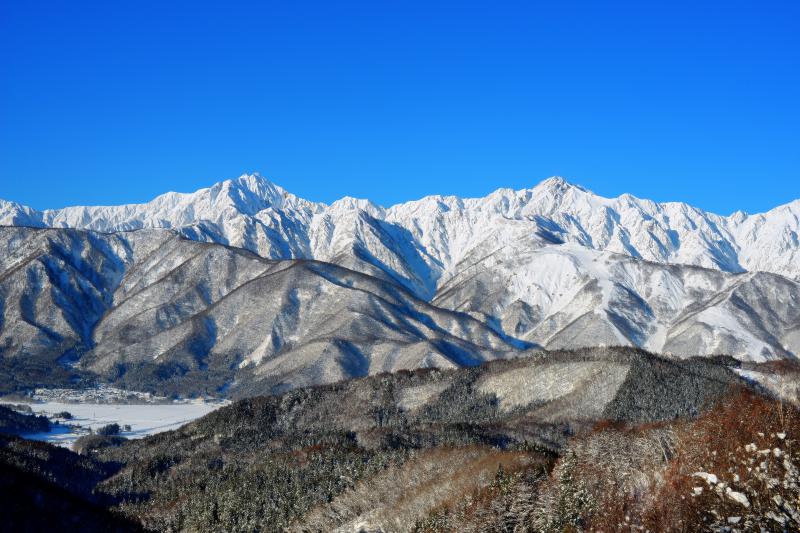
<box><xmin>0</xmin><ymin>226</ymin><xmax>521</xmax><ymax>397</ymax></box>
<box><xmin>2</xmin><ymin>220</ymin><xmax>800</xmax><ymax>397</ymax></box>
<box><xmin>0</xmin><ymin>347</ymin><xmax>760</xmax><ymax>532</ymax></box>
<box><xmin>2</xmin><ymin>174</ymin><xmax>800</xmax><ymax>396</ymax></box>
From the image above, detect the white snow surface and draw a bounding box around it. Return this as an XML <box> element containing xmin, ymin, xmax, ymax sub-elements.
<box><xmin>21</xmin><ymin>400</ymin><xmax>226</xmax><ymax>448</ymax></box>
<box><xmin>3</xmin><ymin>173</ymin><xmax>799</xmax><ymax>292</ymax></box>
<box><xmin>2</xmin><ymin>173</ymin><xmax>800</xmax><ymax>362</ymax></box>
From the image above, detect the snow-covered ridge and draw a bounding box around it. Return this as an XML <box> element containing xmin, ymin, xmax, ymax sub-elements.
<box><xmin>2</xmin><ymin>173</ymin><xmax>800</xmax><ymax>363</ymax></box>
<box><xmin>2</xmin><ymin>173</ymin><xmax>798</xmax><ymax>292</ymax></box>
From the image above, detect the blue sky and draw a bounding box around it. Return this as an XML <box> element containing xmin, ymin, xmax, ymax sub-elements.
<box><xmin>1</xmin><ymin>1</ymin><xmax>798</xmax><ymax>214</ymax></box>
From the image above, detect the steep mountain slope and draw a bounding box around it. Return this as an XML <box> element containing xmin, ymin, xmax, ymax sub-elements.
<box><xmin>2</xmin><ymin>174</ymin><xmax>799</xmax><ymax>365</ymax></box>
<box><xmin>433</xmin><ymin>237</ymin><xmax>800</xmax><ymax>361</ymax></box>
<box><xmin>3</xmin><ymin>174</ymin><xmax>799</xmax><ymax>290</ymax></box>
<box><xmin>0</xmin><ymin>227</ymin><xmax>521</xmax><ymax>396</ymax></box>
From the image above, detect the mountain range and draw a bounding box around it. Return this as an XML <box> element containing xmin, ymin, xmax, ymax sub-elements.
<box><xmin>1</xmin><ymin>174</ymin><xmax>799</xmax><ymax>396</ymax></box>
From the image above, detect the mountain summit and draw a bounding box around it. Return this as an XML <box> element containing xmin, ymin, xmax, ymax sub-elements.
<box><xmin>2</xmin><ymin>174</ymin><xmax>800</xmax><ymax>374</ymax></box>
<box><xmin>4</xmin><ymin>173</ymin><xmax>799</xmax><ymax>283</ymax></box>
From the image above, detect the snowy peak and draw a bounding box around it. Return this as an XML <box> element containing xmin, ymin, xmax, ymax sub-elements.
<box><xmin>0</xmin><ymin>173</ymin><xmax>321</xmax><ymax>232</ymax></box>
<box><xmin>0</xmin><ymin>199</ymin><xmax>41</xmax><ymax>227</ymax></box>
<box><xmin>37</xmin><ymin>173</ymin><xmax>324</xmax><ymax>232</ymax></box>
<box><xmin>211</xmin><ymin>173</ymin><xmax>323</xmax><ymax>214</ymax></box>
<box><xmin>328</xmin><ymin>196</ymin><xmax>383</xmax><ymax>217</ymax></box>
<box><xmin>530</xmin><ymin>175</ymin><xmax>591</xmax><ymax>197</ymax></box>
<box><xmin>2</xmin><ymin>174</ymin><xmax>800</xmax><ymax>366</ymax></box>
<box><xmin>2</xmin><ymin>172</ymin><xmax>800</xmax><ymax>288</ymax></box>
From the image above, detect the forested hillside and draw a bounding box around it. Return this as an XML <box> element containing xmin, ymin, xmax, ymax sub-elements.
<box><xmin>4</xmin><ymin>347</ymin><xmax>798</xmax><ymax>531</ymax></box>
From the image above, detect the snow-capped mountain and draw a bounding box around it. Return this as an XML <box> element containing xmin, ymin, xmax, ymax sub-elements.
<box><xmin>1</xmin><ymin>173</ymin><xmax>799</xmax><ymax>378</ymax></box>
<box><xmin>433</xmin><ymin>237</ymin><xmax>800</xmax><ymax>360</ymax></box>
<box><xmin>4</xmin><ymin>174</ymin><xmax>799</xmax><ymax>288</ymax></box>
<box><xmin>0</xmin><ymin>226</ymin><xmax>521</xmax><ymax>397</ymax></box>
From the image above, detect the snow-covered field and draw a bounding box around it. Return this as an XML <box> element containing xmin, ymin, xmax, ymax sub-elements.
<box><xmin>17</xmin><ymin>399</ymin><xmax>227</xmax><ymax>448</ymax></box>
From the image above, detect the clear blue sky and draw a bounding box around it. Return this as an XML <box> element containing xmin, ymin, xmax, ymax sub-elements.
<box><xmin>1</xmin><ymin>1</ymin><xmax>798</xmax><ymax>214</ymax></box>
